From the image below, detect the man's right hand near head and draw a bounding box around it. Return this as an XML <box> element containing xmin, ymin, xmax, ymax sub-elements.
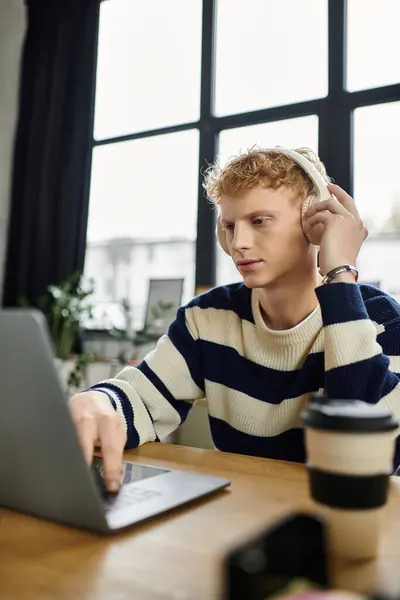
<box><xmin>68</xmin><ymin>391</ymin><xmax>127</xmax><ymax>492</ymax></box>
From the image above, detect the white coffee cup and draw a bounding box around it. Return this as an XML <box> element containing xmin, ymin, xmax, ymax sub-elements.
<box><xmin>301</xmin><ymin>397</ymin><xmax>398</xmax><ymax>561</ymax></box>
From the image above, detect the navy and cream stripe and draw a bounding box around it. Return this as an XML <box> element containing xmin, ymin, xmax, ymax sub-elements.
<box><xmin>90</xmin><ymin>282</ymin><xmax>400</xmax><ymax>466</ymax></box>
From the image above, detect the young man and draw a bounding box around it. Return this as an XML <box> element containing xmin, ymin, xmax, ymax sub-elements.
<box><xmin>69</xmin><ymin>147</ymin><xmax>400</xmax><ymax>491</ymax></box>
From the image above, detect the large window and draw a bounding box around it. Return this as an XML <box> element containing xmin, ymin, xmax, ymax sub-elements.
<box><xmin>354</xmin><ymin>102</ymin><xmax>400</xmax><ymax>296</ymax></box>
<box><xmin>214</xmin><ymin>0</ymin><xmax>328</xmax><ymax>116</ymax></box>
<box><xmin>94</xmin><ymin>0</ymin><xmax>202</xmax><ymax>138</ymax></box>
<box><xmin>85</xmin><ymin>130</ymin><xmax>199</xmax><ymax>328</ymax></box>
<box><xmin>85</xmin><ymin>0</ymin><xmax>400</xmax><ymax>326</ymax></box>
<box><xmin>86</xmin><ymin>0</ymin><xmax>202</xmax><ymax>328</ymax></box>
<box><xmin>346</xmin><ymin>0</ymin><xmax>400</xmax><ymax>92</ymax></box>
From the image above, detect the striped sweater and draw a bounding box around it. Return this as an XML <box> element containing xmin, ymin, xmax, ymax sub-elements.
<box><xmin>91</xmin><ymin>282</ymin><xmax>400</xmax><ymax>466</ymax></box>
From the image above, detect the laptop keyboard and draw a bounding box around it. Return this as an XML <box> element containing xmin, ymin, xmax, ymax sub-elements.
<box><xmin>104</xmin><ymin>484</ymin><xmax>161</xmax><ymax>511</ymax></box>
<box><xmin>90</xmin><ymin>460</ymin><xmax>163</xmax><ymax>511</ymax></box>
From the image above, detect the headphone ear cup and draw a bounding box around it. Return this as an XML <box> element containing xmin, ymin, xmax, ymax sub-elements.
<box><xmin>301</xmin><ymin>193</ymin><xmax>319</xmax><ymax>220</ymax></box>
<box><xmin>216</xmin><ymin>216</ymin><xmax>231</xmax><ymax>255</ymax></box>
<box><xmin>301</xmin><ymin>198</ymin><xmax>310</xmax><ymax>221</ymax></box>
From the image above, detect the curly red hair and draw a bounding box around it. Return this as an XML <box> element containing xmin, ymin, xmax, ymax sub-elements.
<box><xmin>203</xmin><ymin>146</ymin><xmax>331</xmax><ymax>205</ymax></box>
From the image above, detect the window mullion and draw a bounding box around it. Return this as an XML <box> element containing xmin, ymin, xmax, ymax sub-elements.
<box><xmin>195</xmin><ymin>0</ymin><xmax>218</xmax><ymax>293</ymax></box>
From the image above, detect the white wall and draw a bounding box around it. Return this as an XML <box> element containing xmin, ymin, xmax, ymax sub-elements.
<box><xmin>0</xmin><ymin>1</ymin><xmax>26</xmax><ymax>298</ymax></box>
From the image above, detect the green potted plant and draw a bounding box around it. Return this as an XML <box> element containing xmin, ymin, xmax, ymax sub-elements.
<box><xmin>20</xmin><ymin>271</ymin><xmax>95</xmax><ymax>392</ymax></box>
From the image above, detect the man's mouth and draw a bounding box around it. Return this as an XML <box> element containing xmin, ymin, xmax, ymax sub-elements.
<box><xmin>236</xmin><ymin>260</ymin><xmax>263</xmax><ymax>272</ymax></box>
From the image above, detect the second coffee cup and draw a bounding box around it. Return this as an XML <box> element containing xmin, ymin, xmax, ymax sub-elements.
<box><xmin>301</xmin><ymin>397</ymin><xmax>398</xmax><ymax>561</ymax></box>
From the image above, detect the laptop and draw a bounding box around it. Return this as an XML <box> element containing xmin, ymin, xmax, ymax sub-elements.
<box><xmin>0</xmin><ymin>309</ymin><xmax>230</xmax><ymax>533</ymax></box>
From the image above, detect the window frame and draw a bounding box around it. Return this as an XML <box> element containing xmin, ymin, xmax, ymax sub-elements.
<box><xmin>88</xmin><ymin>0</ymin><xmax>400</xmax><ymax>294</ymax></box>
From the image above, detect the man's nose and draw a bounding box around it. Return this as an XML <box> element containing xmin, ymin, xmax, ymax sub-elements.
<box><xmin>231</xmin><ymin>223</ymin><xmax>253</xmax><ymax>251</ymax></box>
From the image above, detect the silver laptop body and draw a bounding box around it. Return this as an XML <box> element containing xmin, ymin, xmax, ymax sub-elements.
<box><xmin>0</xmin><ymin>310</ymin><xmax>230</xmax><ymax>533</ymax></box>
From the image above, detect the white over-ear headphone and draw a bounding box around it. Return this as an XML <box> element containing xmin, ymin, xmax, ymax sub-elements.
<box><xmin>216</xmin><ymin>147</ymin><xmax>333</xmax><ymax>255</ymax></box>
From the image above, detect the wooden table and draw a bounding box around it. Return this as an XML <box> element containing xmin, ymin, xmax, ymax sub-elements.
<box><xmin>1</xmin><ymin>443</ymin><xmax>400</xmax><ymax>600</ymax></box>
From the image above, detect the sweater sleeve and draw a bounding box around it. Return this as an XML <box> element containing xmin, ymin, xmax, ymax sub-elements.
<box><xmin>89</xmin><ymin>306</ymin><xmax>205</xmax><ymax>448</ymax></box>
<box><xmin>315</xmin><ymin>283</ymin><xmax>400</xmax><ymax>421</ymax></box>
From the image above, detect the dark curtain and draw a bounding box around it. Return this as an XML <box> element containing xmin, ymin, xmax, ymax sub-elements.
<box><xmin>3</xmin><ymin>0</ymin><xmax>100</xmax><ymax>307</ymax></box>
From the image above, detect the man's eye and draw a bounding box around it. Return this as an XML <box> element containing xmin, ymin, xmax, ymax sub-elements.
<box><xmin>224</xmin><ymin>223</ymin><xmax>234</xmax><ymax>232</ymax></box>
<box><xmin>253</xmin><ymin>218</ymin><xmax>267</xmax><ymax>226</ymax></box>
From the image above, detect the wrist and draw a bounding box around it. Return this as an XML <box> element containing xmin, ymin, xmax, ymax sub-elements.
<box><xmin>90</xmin><ymin>388</ymin><xmax>118</xmax><ymax>411</ymax></box>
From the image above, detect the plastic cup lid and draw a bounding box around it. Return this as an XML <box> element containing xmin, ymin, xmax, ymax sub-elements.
<box><xmin>301</xmin><ymin>397</ymin><xmax>398</xmax><ymax>432</ymax></box>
